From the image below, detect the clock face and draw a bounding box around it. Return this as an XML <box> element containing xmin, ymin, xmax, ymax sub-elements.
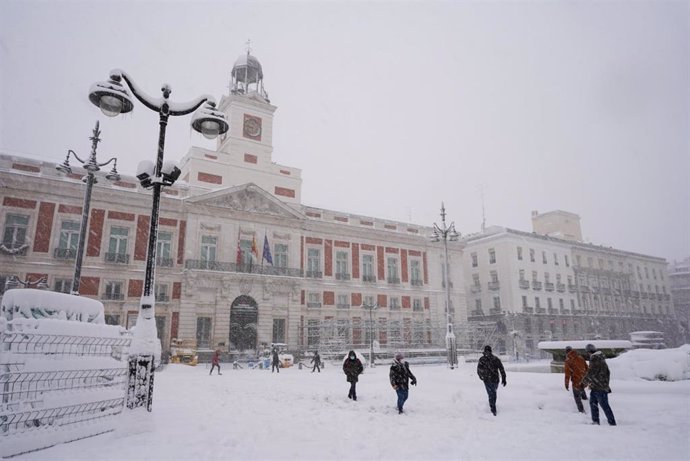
<box><xmin>243</xmin><ymin>114</ymin><xmax>262</xmax><ymax>140</ymax></box>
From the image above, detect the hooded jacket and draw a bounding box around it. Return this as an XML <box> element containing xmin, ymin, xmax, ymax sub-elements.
<box><xmin>564</xmin><ymin>349</ymin><xmax>588</xmax><ymax>389</ymax></box>
<box><xmin>582</xmin><ymin>351</ymin><xmax>611</xmax><ymax>393</ymax></box>
<box><xmin>477</xmin><ymin>349</ymin><xmax>506</xmax><ymax>384</ymax></box>
<box><xmin>389</xmin><ymin>358</ymin><xmax>416</xmax><ymax>389</ymax></box>
<box><xmin>343</xmin><ymin>351</ymin><xmax>364</xmax><ymax>382</ymax></box>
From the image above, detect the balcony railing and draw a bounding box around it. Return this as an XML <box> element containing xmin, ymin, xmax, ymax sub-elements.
<box><xmin>488</xmin><ymin>281</ymin><xmax>500</xmax><ymax>291</ymax></box>
<box><xmin>560</xmin><ymin>308</ymin><xmax>570</xmax><ymax>315</ymax></box>
<box><xmin>522</xmin><ymin>306</ymin><xmax>534</xmax><ymax>314</ymax></box>
<box><xmin>544</xmin><ymin>282</ymin><xmax>554</xmax><ymax>292</ymax></box>
<box><xmin>362</xmin><ymin>275</ymin><xmax>376</xmax><ymax>283</ymax></box>
<box><xmin>556</xmin><ymin>283</ymin><xmax>566</xmax><ymax>293</ymax></box>
<box><xmin>471</xmin><ymin>285</ymin><xmax>482</xmax><ymax>294</ymax></box>
<box><xmin>389</xmin><ymin>304</ymin><xmax>401</xmax><ymax>310</ymax></box>
<box><xmin>532</xmin><ymin>281</ymin><xmax>543</xmax><ymax>290</ymax></box>
<box><xmin>104</xmin><ymin>253</ymin><xmax>129</xmax><ymax>264</ymax></box>
<box><xmin>156</xmin><ymin>257</ymin><xmax>174</xmax><ymax>267</ymax></box>
<box><xmin>536</xmin><ymin>307</ymin><xmax>546</xmax><ymax>314</ymax></box>
<box><xmin>337</xmin><ymin>303</ymin><xmax>350</xmax><ymax>309</ymax></box>
<box><xmin>410</xmin><ymin>279</ymin><xmax>423</xmax><ymax>287</ymax></box>
<box><xmin>519</xmin><ymin>280</ymin><xmax>529</xmax><ymax>289</ymax></box>
<box><xmin>568</xmin><ymin>284</ymin><xmax>577</xmax><ymax>293</ymax></box>
<box><xmin>305</xmin><ymin>270</ymin><xmax>323</xmax><ymax>279</ymax></box>
<box><xmin>54</xmin><ymin>248</ymin><xmax>77</xmax><ymax>260</ymax></box>
<box><xmin>307</xmin><ymin>302</ymin><xmax>321</xmax><ymax>308</ymax></box>
<box><xmin>102</xmin><ymin>292</ymin><xmax>124</xmax><ymax>301</ymax></box>
<box><xmin>335</xmin><ymin>273</ymin><xmax>351</xmax><ymax>281</ymax></box>
<box><xmin>155</xmin><ymin>295</ymin><xmax>170</xmax><ymax>303</ymax></box>
<box><xmin>548</xmin><ymin>307</ymin><xmax>558</xmax><ymax>314</ymax></box>
<box><xmin>387</xmin><ymin>277</ymin><xmax>401</xmax><ymax>285</ymax></box>
<box><xmin>184</xmin><ymin>259</ymin><xmax>303</xmax><ymax>277</ymax></box>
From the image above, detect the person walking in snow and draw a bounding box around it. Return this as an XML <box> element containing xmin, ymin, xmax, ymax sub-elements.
<box><xmin>311</xmin><ymin>351</ymin><xmax>321</xmax><ymax>373</ymax></box>
<box><xmin>582</xmin><ymin>344</ymin><xmax>617</xmax><ymax>426</ymax></box>
<box><xmin>271</xmin><ymin>347</ymin><xmax>281</xmax><ymax>373</ymax></box>
<box><xmin>209</xmin><ymin>349</ymin><xmax>222</xmax><ymax>375</ymax></box>
<box><xmin>477</xmin><ymin>345</ymin><xmax>506</xmax><ymax>415</ymax></box>
<box><xmin>343</xmin><ymin>350</ymin><xmax>364</xmax><ymax>400</ymax></box>
<box><xmin>389</xmin><ymin>352</ymin><xmax>417</xmax><ymax>414</ymax></box>
<box><xmin>564</xmin><ymin>345</ymin><xmax>588</xmax><ymax>413</ymax></box>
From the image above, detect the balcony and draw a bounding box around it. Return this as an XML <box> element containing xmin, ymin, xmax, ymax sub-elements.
<box><xmin>337</xmin><ymin>303</ymin><xmax>350</xmax><ymax>309</ymax></box>
<box><xmin>307</xmin><ymin>302</ymin><xmax>322</xmax><ymax>308</ymax></box>
<box><xmin>387</xmin><ymin>277</ymin><xmax>401</xmax><ymax>285</ymax></box>
<box><xmin>104</xmin><ymin>252</ymin><xmax>129</xmax><ymax>264</ymax></box>
<box><xmin>306</xmin><ymin>270</ymin><xmax>323</xmax><ymax>279</ymax></box>
<box><xmin>470</xmin><ymin>285</ymin><xmax>482</xmax><ymax>294</ymax></box>
<box><xmin>568</xmin><ymin>284</ymin><xmax>577</xmax><ymax>293</ymax></box>
<box><xmin>556</xmin><ymin>283</ymin><xmax>566</xmax><ymax>293</ymax></box>
<box><xmin>536</xmin><ymin>307</ymin><xmax>546</xmax><ymax>314</ymax></box>
<box><xmin>54</xmin><ymin>248</ymin><xmax>77</xmax><ymax>260</ymax></box>
<box><xmin>184</xmin><ymin>260</ymin><xmax>303</xmax><ymax>277</ymax></box>
<box><xmin>544</xmin><ymin>282</ymin><xmax>554</xmax><ymax>292</ymax></box>
<box><xmin>155</xmin><ymin>294</ymin><xmax>170</xmax><ymax>303</ymax></box>
<box><xmin>362</xmin><ymin>275</ymin><xmax>376</xmax><ymax>283</ymax></box>
<box><xmin>519</xmin><ymin>280</ymin><xmax>530</xmax><ymax>289</ymax></box>
<box><xmin>560</xmin><ymin>308</ymin><xmax>570</xmax><ymax>315</ymax></box>
<box><xmin>335</xmin><ymin>273</ymin><xmax>351</xmax><ymax>281</ymax></box>
<box><xmin>488</xmin><ymin>281</ymin><xmax>500</xmax><ymax>291</ymax></box>
<box><xmin>548</xmin><ymin>307</ymin><xmax>558</xmax><ymax>315</ymax></box>
<box><xmin>156</xmin><ymin>257</ymin><xmax>174</xmax><ymax>267</ymax></box>
<box><xmin>102</xmin><ymin>292</ymin><xmax>124</xmax><ymax>301</ymax></box>
<box><xmin>522</xmin><ymin>306</ymin><xmax>534</xmax><ymax>314</ymax></box>
<box><xmin>410</xmin><ymin>279</ymin><xmax>423</xmax><ymax>287</ymax></box>
<box><xmin>532</xmin><ymin>281</ymin><xmax>543</xmax><ymax>290</ymax></box>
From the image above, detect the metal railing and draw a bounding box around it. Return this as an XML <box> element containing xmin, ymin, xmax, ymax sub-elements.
<box><xmin>185</xmin><ymin>259</ymin><xmax>303</xmax><ymax>277</ymax></box>
<box><xmin>156</xmin><ymin>257</ymin><xmax>174</xmax><ymax>267</ymax></box>
<box><xmin>54</xmin><ymin>248</ymin><xmax>77</xmax><ymax>259</ymax></box>
<box><xmin>104</xmin><ymin>252</ymin><xmax>130</xmax><ymax>264</ymax></box>
<box><xmin>335</xmin><ymin>273</ymin><xmax>351</xmax><ymax>281</ymax></box>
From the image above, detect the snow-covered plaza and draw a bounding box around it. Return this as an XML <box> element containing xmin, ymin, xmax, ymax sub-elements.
<box><xmin>16</xmin><ymin>347</ymin><xmax>690</xmax><ymax>461</ymax></box>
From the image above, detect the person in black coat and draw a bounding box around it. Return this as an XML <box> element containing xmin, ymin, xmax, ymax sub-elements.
<box><xmin>477</xmin><ymin>345</ymin><xmax>506</xmax><ymax>415</ymax></box>
<box><xmin>311</xmin><ymin>351</ymin><xmax>321</xmax><ymax>373</ymax></box>
<box><xmin>582</xmin><ymin>344</ymin><xmax>617</xmax><ymax>426</ymax></box>
<box><xmin>271</xmin><ymin>347</ymin><xmax>281</xmax><ymax>373</ymax></box>
<box><xmin>343</xmin><ymin>350</ymin><xmax>364</xmax><ymax>400</ymax></box>
<box><xmin>389</xmin><ymin>352</ymin><xmax>417</xmax><ymax>414</ymax></box>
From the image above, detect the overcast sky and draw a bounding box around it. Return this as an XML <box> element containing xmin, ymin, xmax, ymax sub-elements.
<box><xmin>1</xmin><ymin>1</ymin><xmax>687</xmax><ymax>262</ymax></box>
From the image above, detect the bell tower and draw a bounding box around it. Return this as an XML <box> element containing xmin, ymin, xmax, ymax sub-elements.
<box><xmin>179</xmin><ymin>45</ymin><xmax>302</xmax><ymax>204</ymax></box>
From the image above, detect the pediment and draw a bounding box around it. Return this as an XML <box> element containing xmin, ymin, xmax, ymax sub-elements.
<box><xmin>185</xmin><ymin>183</ymin><xmax>304</xmax><ymax>220</ymax></box>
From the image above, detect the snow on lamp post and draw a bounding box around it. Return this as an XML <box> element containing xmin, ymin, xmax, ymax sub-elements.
<box><xmin>56</xmin><ymin>121</ymin><xmax>120</xmax><ymax>295</ymax></box>
<box><xmin>361</xmin><ymin>302</ymin><xmax>378</xmax><ymax>368</ymax></box>
<box><xmin>429</xmin><ymin>202</ymin><xmax>460</xmax><ymax>369</ymax></box>
<box><xmin>89</xmin><ymin>70</ymin><xmax>228</xmax><ymax>411</ymax></box>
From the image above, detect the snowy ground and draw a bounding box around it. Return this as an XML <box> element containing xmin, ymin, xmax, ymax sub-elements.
<box><xmin>17</xmin><ymin>350</ymin><xmax>690</xmax><ymax>461</ymax></box>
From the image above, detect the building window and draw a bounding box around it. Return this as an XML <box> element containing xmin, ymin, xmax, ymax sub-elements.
<box><xmin>570</xmin><ymin>299</ymin><xmax>575</xmax><ymax>310</ymax></box>
<box><xmin>106</xmin><ymin>227</ymin><xmax>129</xmax><ymax>263</ymax></box>
<box><xmin>530</xmin><ymin>249</ymin><xmax>535</xmax><ymax>262</ymax></box>
<box><xmin>388</xmin><ymin>320</ymin><xmax>401</xmax><ymax>345</ymax></box>
<box><xmin>544</xmin><ymin>272</ymin><xmax>550</xmax><ymax>283</ymax></box>
<box><xmin>196</xmin><ymin>316</ymin><xmax>212</xmax><ymax>348</ymax></box>
<box><xmin>410</xmin><ymin>260</ymin><xmax>422</xmax><ymax>285</ymax></box>
<box><xmin>547</xmin><ymin>298</ymin><xmax>553</xmax><ymax>309</ymax></box>
<box><xmin>335</xmin><ymin>251</ymin><xmax>349</xmax><ymax>279</ymax></box>
<box><xmin>553</xmin><ymin>253</ymin><xmax>559</xmax><ymax>265</ymax></box>
<box><xmin>490</xmin><ymin>271</ymin><xmax>498</xmax><ymax>283</ymax></box>
<box><xmin>104</xmin><ymin>281</ymin><xmax>124</xmax><ymax>300</ymax></box>
<box><xmin>201</xmin><ymin>235</ymin><xmax>217</xmax><ymax>263</ymax></box>
<box><xmin>532</xmin><ymin>271</ymin><xmax>538</xmax><ymax>281</ymax></box>
<box><xmin>389</xmin><ymin>297</ymin><xmax>400</xmax><ymax>310</ymax></box>
<box><xmin>337</xmin><ymin>293</ymin><xmax>350</xmax><ymax>309</ymax></box>
<box><xmin>57</xmin><ymin>220</ymin><xmax>80</xmax><ymax>258</ymax></box>
<box><xmin>272</xmin><ymin>319</ymin><xmax>286</xmax><ymax>343</ymax></box>
<box><xmin>412</xmin><ymin>298</ymin><xmax>422</xmax><ymax>312</ymax></box>
<box><xmin>337</xmin><ymin>320</ymin><xmax>351</xmax><ymax>343</ymax></box>
<box><xmin>559</xmin><ymin>298</ymin><xmax>564</xmax><ymax>309</ymax></box>
<box><xmin>155</xmin><ymin>283</ymin><xmax>169</xmax><ymax>302</ymax></box>
<box><xmin>387</xmin><ymin>257</ymin><xmax>400</xmax><ymax>284</ymax></box>
<box><xmin>644</xmin><ymin>267</ymin><xmax>649</xmax><ymax>279</ymax></box>
<box><xmin>473</xmin><ymin>273</ymin><xmax>480</xmax><ymax>286</ymax></box>
<box><xmin>517</xmin><ymin>246</ymin><xmax>523</xmax><ymax>261</ymax></box>
<box><xmin>476</xmin><ymin>299</ymin><xmax>483</xmax><ymax>310</ymax></box>
<box><xmin>522</xmin><ymin>296</ymin><xmax>527</xmax><ymax>308</ymax></box>
<box><xmin>471</xmin><ymin>252</ymin><xmax>478</xmax><ymax>267</ymax></box>
<box><xmin>274</xmin><ymin>243</ymin><xmax>288</xmax><ymax>268</ymax></box>
<box><xmin>105</xmin><ymin>314</ymin><xmax>120</xmax><ymax>326</ymax></box>
<box><xmin>307</xmin><ymin>248</ymin><xmax>321</xmax><ymax>277</ymax></box>
<box><xmin>307</xmin><ymin>292</ymin><xmax>321</xmax><ymax>308</ymax></box>
<box><xmin>307</xmin><ymin>319</ymin><xmax>320</xmax><ymax>347</ymax></box>
<box><xmin>519</xmin><ymin>269</ymin><xmax>525</xmax><ymax>280</ymax></box>
<box><xmin>239</xmin><ymin>239</ymin><xmax>253</xmax><ymax>266</ymax></box>
<box><xmin>598</xmin><ymin>259</ymin><xmax>604</xmax><ymax>270</ymax></box>
<box><xmin>489</xmin><ymin>248</ymin><xmax>496</xmax><ymax>264</ymax></box>
<box><xmin>493</xmin><ymin>296</ymin><xmax>501</xmax><ymax>310</ymax></box>
<box><xmin>535</xmin><ymin>297</ymin><xmax>541</xmax><ymax>309</ymax></box>
<box><xmin>156</xmin><ymin>231</ymin><xmax>173</xmax><ymax>266</ymax></box>
<box><xmin>364</xmin><ymin>295</ymin><xmax>375</xmax><ymax>306</ymax></box>
<box><xmin>542</xmin><ymin>251</ymin><xmax>547</xmax><ymax>264</ymax></box>
<box><xmin>2</xmin><ymin>213</ymin><xmax>29</xmax><ymax>251</ymax></box>
<box><xmin>362</xmin><ymin>254</ymin><xmax>375</xmax><ymax>282</ymax></box>
<box><xmin>564</xmin><ymin>255</ymin><xmax>570</xmax><ymax>267</ymax></box>
<box><xmin>54</xmin><ymin>278</ymin><xmax>72</xmax><ymax>294</ymax></box>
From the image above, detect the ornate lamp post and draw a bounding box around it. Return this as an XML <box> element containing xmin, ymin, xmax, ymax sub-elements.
<box><xmin>362</xmin><ymin>302</ymin><xmax>378</xmax><ymax>368</ymax></box>
<box><xmin>89</xmin><ymin>70</ymin><xmax>228</xmax><ymax>411</ymax></box>
<box><xmin>56</xmin><ymin>121</ymin><xmax>120</xmax><ymax>295</ymax></box>
<box><xmin>430</xmin><ymin>203</ymin><xmax>460</xmax><ymax>369</ymax></box>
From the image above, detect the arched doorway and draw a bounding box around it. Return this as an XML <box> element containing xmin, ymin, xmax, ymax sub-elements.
<box><xmin>229</xmin><ymin>295</ymin><xmax>258</xmax><ymax>351</ymax></box>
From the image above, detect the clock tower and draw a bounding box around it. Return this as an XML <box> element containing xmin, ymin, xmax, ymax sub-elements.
<box><xmin>179</xmin><ymin>49</ymin><xmax>302</xmax><ymax>204</ymax></box>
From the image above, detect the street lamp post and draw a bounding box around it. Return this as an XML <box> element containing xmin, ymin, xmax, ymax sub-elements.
<box><xmin>89</xmin><ymin>70</ymin><xmax>228</xmax><ymax>411</ymax></box>
<box><xmin>362</xmin><ymin>302</ymin><xmax>378</xmax><ymax>368</ymax></box>
<box><xmin>56</xmin><ymin>121</ymin><xmax>120</xmax><ymax>295</ymax></box>
<box><xmin>430</xmin><ymin>202</ymin><xmax>460</xmax><ymax>369</ymax></box>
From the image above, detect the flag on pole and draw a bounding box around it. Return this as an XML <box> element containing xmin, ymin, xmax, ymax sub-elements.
<box><xmin>251</xmin><ymin>235</ymin><xmax>259</xmax><ymax>262</ymax></box>
<box><xmin>262</xmin><ymin>235</ymin><xmax>273</xmax><ymax>265</ymax></box>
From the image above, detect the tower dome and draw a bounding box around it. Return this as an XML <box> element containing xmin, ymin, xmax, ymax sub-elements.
<box><xmin>230</xmin><ymin>49</ymin><xmax>269</xmax><ymax>102</ymax></box>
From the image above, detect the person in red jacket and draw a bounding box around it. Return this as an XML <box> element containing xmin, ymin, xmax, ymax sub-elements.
<box><xmin>564</xmin><ymin>346</ymin><xmax>588</xmax><ymax>413</ymax></box>
<box><xmin>210</xmin><ymin>349</ymin><xmax>222</xmax><ymax>375</ymax></box>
